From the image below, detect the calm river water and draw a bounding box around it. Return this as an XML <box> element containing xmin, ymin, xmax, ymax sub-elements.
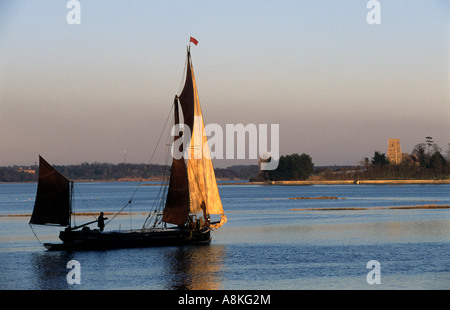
<box><xmin>0</xmin><ymin>182</ymin><xmax>449</xmax><ymax>290</ymax></box>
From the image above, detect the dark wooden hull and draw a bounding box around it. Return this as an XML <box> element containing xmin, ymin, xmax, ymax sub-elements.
<box><xmin>43</xmin><ymin>227</ymin><xmax>211</xmax><ymax>251</ymax></box>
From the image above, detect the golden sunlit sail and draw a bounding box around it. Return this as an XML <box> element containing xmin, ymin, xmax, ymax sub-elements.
<box><xmin>163</xmin><ymin>46</ymin><xmax>227</xmax><ymax>229</ymax></box>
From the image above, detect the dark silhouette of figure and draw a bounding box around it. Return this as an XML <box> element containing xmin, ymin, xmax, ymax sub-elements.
<box><xmin>97</xmin><ymin>212</ymin><xmax>108</xmax><ymax>232</ymax></box>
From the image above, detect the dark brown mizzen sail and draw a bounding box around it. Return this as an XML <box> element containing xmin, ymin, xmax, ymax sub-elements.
<box><xmin>162</xmin><ymin>96</ymin><xmax>190</xmax><ymax>226</ymax></box>
<box><xmin>162</xmin><ymin>157</ymin><xmax>190</xmax><ymax>225</ymax></box>
<box><xmin>29</xmin><ymin>156</ymin><xmax>72</xmax><ymax>226</ymax></box>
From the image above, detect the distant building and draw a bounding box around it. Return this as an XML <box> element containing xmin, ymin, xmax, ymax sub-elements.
<box><xmin>17</xmin><ymin>167</ymin><xmax>36</xmax><ymax>174</ymax></box>
<box><xmin>387</xmin><ymin>139</ymin><xmax>402</xmax><ymax>165</ymax></box>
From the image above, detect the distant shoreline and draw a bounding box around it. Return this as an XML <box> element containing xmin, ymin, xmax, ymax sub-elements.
<box><xmin>255</xmin><ymin>179</ymin><xmax>450</xmax><ymax>185</ymax></box>
<box><xmin>3</xmin><ymin>205</ymin><xmax>450</xmax><ymax>218</ymax></box>
<box><xmin>1</xmin><ymin>179</ymin><xmax>449</xmax><ymax>185</ymax></box>
<box><xmin>290</xmin><ymin>205</ymin><xmax>450</xmax><ymax>211</ymax></box>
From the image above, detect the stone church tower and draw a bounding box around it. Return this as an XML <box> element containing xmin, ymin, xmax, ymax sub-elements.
<box><xmin>387</xmin><ymin>139</ymin><xmax>402</xmax><ymax>165</ymax></box>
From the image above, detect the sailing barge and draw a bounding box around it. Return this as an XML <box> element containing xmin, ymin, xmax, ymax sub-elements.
<box><xmin>29</xmin><ymin>44</ymin><xmax>227</xmax><ymax>251</ymax></box>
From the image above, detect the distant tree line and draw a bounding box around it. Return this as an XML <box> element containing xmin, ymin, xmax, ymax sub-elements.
<box><xmin>0</xmin><ymin>162</ymin><xmax>260</xmax><ymax>183</ymax></box>
<box><xmin>0</xmin><ymin>166</ymin><xmax>37</xmax><ymax>183</ymax></box>
<box><xmin>215</xmin><ymin>165</ymin><xmax>260</xmax><ymax>180</ymax></box>
<box><xmin>2</xmin><ymin>138</ymin><xmax>448</xmax><ymax>183</ymax></box>
<box><xmin>251</xmin><ymin>153</ymin><xmax>314</xmax><ymax>181</ymax></box>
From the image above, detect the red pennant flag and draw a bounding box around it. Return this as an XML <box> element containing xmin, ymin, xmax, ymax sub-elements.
<box><xmin>190</xmin><ymin>37</ymin><xmax>198</xmax><ymax>46</ymax></box>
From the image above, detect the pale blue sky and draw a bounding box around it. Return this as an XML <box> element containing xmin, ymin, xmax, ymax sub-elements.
<box><xmin>1</xmin><ymin>1</ymin><xmax>449</xmax><ymax>167</ymax></box>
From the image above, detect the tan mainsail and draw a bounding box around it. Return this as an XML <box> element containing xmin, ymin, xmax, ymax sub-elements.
<box><xmin>163</xmin><ymin>48</ymin><xmax>226</xmax><ymax>228</ymax></box>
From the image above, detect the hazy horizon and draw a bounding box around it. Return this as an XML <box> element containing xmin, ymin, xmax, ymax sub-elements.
<box><xmin>1</xmin><ymin>1</ymin><xmax>449</xmax><ymax>168</ymax></box>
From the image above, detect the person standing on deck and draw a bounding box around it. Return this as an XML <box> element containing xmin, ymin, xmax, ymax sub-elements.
<box><xmin>97</xmin><ymin>212</ymin><xmax>108</xmax><ymax>232</ymax></box>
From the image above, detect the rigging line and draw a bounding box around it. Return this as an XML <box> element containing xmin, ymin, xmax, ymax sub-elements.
<box><xmin>73</xmin><ymin>184</ymin><xmax>97</xmax><ymax>221</ymax></box>
<box><xmin>29</xmin><ymin>224</ymin><xmax>43</xmax><ymax>245</ymax></box>
<box><xmin>129</xmin><ymin>201</ymin><xmax>132</xmax><ymax>230</ymax></box>
<box><xmin>105</xmin><ymin>200</ymin><xmax>130</xmax><ymax>226</ymax></box>
<box><xmin>143</xmin><ymin>131</ymin><xmax>173</xmax><ymax>228</ymax></box>
<box><xmin>143</xmin><ymin>172</ymin><xmax>167</xmax><ymax>228</ymax></box>
<box><xmin>143</xmin><ymin>100</ymin><xmax>174</xmax><ymax>227</ymax></box>
<box><xmin>106</xmin><ymin>104</ymin><xmax>174</xmax><ymax>226</ymax></box>
<box><xmin>141</xmin><ymin>103</ymin><xmax>174</xmax><ymax>181</ymax></box>
<box><xmin>150</xmin><ymin>168</ymin><xmax>170</xmax><ymax>227</ymax></box>
<box><xmin>143</xmin><ymin>112</ymin><xmax>176</xmax><ymax>229</ymax></box>
<box><xmin>178</xmin><ymin>55</ymin><xmax>188</xmax><ymax>95</ymax></box>
<box><xmin>142</xmin><ymin>54</ymin><xmax>186</xmax><ymax>228</ymax></box>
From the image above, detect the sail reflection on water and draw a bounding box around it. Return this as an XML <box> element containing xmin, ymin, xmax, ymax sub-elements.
<box><xmin>164</xmin><ymin>244</ymin><xmax>227</xmax><ymax>290</ymax></box>
<box><xmin>30</xmin><ymin>251</ymin><xmax>75</xmax><ymax>289</ymax></box>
